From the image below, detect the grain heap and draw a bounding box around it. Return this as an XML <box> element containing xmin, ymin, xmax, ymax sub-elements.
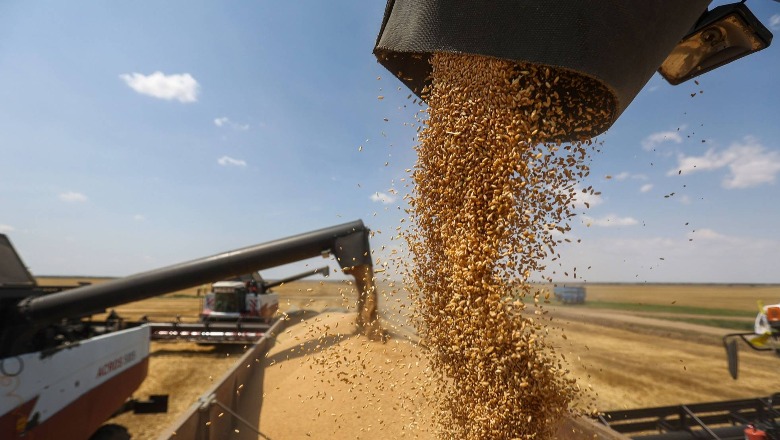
<box><xmin>405</xmin><ymin>53</ymin><xmax>612</xmax><ymax>439</ymax></box>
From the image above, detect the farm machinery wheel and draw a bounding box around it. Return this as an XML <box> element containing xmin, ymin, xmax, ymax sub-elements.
<box><xmin>89</xmin><ymin>424</ymin><xmax>131</xmax><ymax>440</ymax></box>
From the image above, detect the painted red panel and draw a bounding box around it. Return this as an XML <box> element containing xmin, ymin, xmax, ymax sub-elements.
<box><xmin>1</xmin><ymin>358</ymin><xmax>148</xmax><ymax>440</ymax></box>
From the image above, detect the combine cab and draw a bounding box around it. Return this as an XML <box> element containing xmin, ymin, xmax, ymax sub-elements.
<box><xmin>200</xmin><ymin>266</ymin><xmax>327</xmax><ymax>325</ymax></box>
<box><xmin>151</xmin><ymin>266</ymin><xmax>331</xmax><ymax>344</ymax></box>
<box><xmin>202</xmin><ymin>280</ymin><xmax>279</xmax><ymax>323</ymax></box>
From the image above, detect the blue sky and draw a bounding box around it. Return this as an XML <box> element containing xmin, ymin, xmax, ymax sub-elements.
<box><xmin>0</xmin><ymin>1</ymin><xmax>778</xmax><ymax>284</ymax></box>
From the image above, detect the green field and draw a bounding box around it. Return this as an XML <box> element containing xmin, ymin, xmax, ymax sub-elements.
<box><xmin>579</xmin><ymin>300</ymin><xmax>756</xmax><ymax>317</ymax></box>
<box><xmin>571</xmin><ymin>283</ymin><xmax>780</xmax><ymax>312</ymax></box>
<box><xmin>546</xmin><ymin>284</ymin><xmax>776</xmax><ymax>331</ymax></box>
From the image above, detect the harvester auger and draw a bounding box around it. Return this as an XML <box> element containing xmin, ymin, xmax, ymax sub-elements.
<box><xmin>0</xmin><ymin>220</ymin><xmax>378</xmax><ymax>440</ymax></box>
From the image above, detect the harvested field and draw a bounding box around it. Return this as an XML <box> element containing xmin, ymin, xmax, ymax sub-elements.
<box><xmin>561</xmin><ymin>283</ymin><xmax>780</xmax><ymax>312</ymax></box>
<box><xmin>34</xmin><ymin>278</ymin><xmax>780</xmax><ymax>438</ymax></box>
<box><xmin>549</xmin><ymin>314</ymin><xmax>777</xmax><ymax>410</ymax></box>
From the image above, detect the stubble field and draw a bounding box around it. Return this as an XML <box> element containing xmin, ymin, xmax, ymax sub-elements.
<box><xmin>37</xmin><ymin>277</ymin><xmax>780</xmax><ymax>439</ymax></box>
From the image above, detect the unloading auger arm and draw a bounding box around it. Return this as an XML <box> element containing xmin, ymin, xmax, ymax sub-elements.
<box><xmin>264</xmin><ymin>266</ymin><xmax>330</xmax><ymax>290</ymax></box>
<box><xmin>1</xmin><ymin>220</ymin><xmax>379</xmax><ymax>357</ymax></box>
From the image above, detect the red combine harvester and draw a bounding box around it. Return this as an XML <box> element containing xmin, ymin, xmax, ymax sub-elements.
<box><xmin>201</xmin><ymin>266</ymin><xmax>329</xmax><ymax>324</ymax></box>
<box><xmin>0</xmin><ymin>220</ymin><xmax>375</xmax><ymax>440</ymax></box>
<box><xmin>149</xmin><ymin>266</ymin><xmax>330</xmax><ymax>345</ymax></box>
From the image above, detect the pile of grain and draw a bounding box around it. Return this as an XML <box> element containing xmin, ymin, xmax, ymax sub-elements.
<box><xmin>259</xmin><ymin>312</ymin><xmax>434</xmax><ymax>439</ymax></box>
<box><xmin>405</xmin><ymin>53</ymin><xmax>611</xmax><ymax>439</ymax></box>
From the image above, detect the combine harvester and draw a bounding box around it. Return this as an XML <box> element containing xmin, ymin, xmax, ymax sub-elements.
<box><xmin>598</xmin><ymin>395</ymin><xmax>780</xmax><ymax>440</ymax></box>
<box><xmin>151</xmin><ymin>266</ymin><xmax>330</xmax><ymax>344</ymax></box>
<box><xmin>0</xmin><ymin>220</ymin><xmax>376</xmax><ymax>440</ymax></box>
<box><xmin>723</xmin><ymin>302</ymin><xmax>780</xmax><ymax>380</ymax></box>
<box><xmin>594</xmin><ymin>301</ymin><xmax>780</xmax><ymax>439</ymax></box>
<box><xmin>200</xmin><ymin>267</ymin><xmax>329</xmax><ymax>324</ymax></box>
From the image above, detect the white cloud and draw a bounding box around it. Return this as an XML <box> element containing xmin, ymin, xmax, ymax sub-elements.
<box><xmin>669</xmin><ymin>137</ymin><xmax>780</xmax><ymax>189</ymax></box>
<box><xmin>687</xmin><ymin>228</ymin><xmax>745</xmax><ymax>245</ymax></box>
<box><xmin>686</xmin><ymin>228</ymin><xmax>742</xmax><ymax>246</ymax></box>
<box><xmin>642</xmin><ymin>129</ymin><xmax>683</xmax><ymax>151</ymax></box>
<box><xmin>614</xmin><ymin>172</ymin><xmax>630</xmax><ymax>181</ymax></box>
<box><xmin>214</xmin><ymin>116</ymin><xmax>249</xmax><ymax>131</ymax></box>
<box><xmin>133</xmin><ymin>214</ymin><xmax>146</xmax><ymax>222</ymax></box>
<box><xmin>217</xmin><ymin>156</ymin><xmax>247</xmax><ymax>167</ymax></box>
<box><xmin>613</xmin><ymin>172</ymin><xmax>647</xmax><ymax>181</ymax></box>
<box><xmin>119</xmin><ymin>71</ymin><xmax>199</xmax><ymax>103</ymax></box>
<box><xmin>770</xmin><ymin>14</ymin><xmax>780</xmax><ymax>30</ymax></box>
<box><xmin>583</xmin><ymin>214</ymin><xmax>638</xmax><ymax>227</ymax></box>
<box><xmin>59</xmin><ymin>191</ymin><xmax>88</xmax><ymax>202</ymax></box>
<box><xmin>688</xmin><ymin>228</ymin><xmax>725</xmax><ymax>241</ymax></box>
<box><xmin>606</xmin><ymin>236</ymin><xmax>678</xmax><ymax>253</ymax></box>
<box><xmin>0</xmin><ymin>224</ymin><xmax>14</xmax><ymax>233</ymax></box>
<box><xmin>571</xmin><ymin>186</ymin><xmax>603</xmax><ymax>209</ymax></box>
<box><xmin>640</xmin><ymin>183</ymin><xmax>653</xmax><ymax>193</ymax></box>
<box><xmin>370</xmin><ymin>192</ymin><xmax>396</xmax><ymax>205</ymax></box>
<box><xmin>673</xmin><ymin>149</ymin><xmax>733</xmax><ymax>174</ymax></box>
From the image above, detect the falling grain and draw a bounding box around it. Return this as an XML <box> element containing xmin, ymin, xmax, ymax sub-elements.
<box><xmin>404</xmin><ymin>53</ymin><xmax>609</xmax><ymax>439</ymax></box>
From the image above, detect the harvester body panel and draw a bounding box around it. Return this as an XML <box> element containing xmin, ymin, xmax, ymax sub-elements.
<box><xmin>755</xmin><ymin>303</ymin><xmax>780</xmax><ymax>335</ymax></box>
<box><xmin>0</xmin><ymin>326</ymin><xmax>149</xmax><ymax>439</ymax></box>
<box><xmin>249</xmin><ymin>292</ymin><xmax>279</xmax><ymax>319</ymax></box>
